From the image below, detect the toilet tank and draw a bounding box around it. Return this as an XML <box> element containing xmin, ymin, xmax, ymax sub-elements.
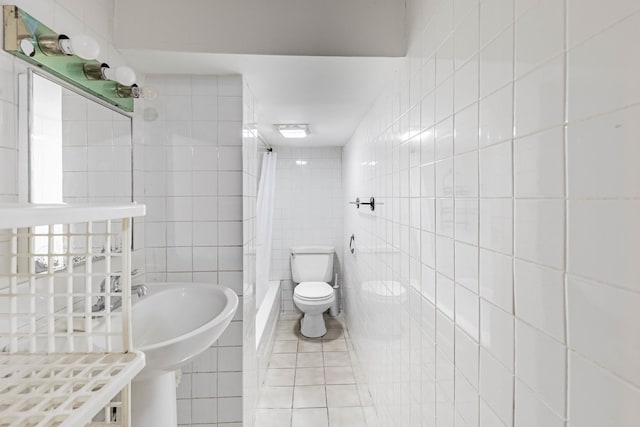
<box><xmin>290</xmin><ymin>246</ymin><xmax>335</xmax><ymax>283</ymax></box>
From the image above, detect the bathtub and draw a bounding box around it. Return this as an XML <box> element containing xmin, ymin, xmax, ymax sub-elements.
<box><xmin>256</xmin><ymin>280</ymin><xmax>280</xmax><ymax>386</ymax></box>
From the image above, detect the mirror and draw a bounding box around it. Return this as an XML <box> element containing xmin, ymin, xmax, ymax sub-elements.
<box><xmin>24</xmin><ymin>69</ymin><xmax>133</xmax><ymax>271</ymax></box>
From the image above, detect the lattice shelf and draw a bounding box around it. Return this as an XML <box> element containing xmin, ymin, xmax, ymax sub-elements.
<box><xmin>0</xmin><ymin>352</ymin><xmax>144</xmax><ymax>427</ymax></box>
<box><xmin>0</xmin><ymin>203</ymin><xmax>146</xmax><ymax>427</ymax></box>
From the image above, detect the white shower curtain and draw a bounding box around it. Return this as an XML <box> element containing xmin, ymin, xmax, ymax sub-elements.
<box><xmin>256</xmin><ymin>151</ymin><xmax>277</xmax><ymax>309</ymax></box>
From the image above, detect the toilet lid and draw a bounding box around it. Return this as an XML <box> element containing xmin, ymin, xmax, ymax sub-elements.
<box><xmin>295</xmin><ymin>282</ymin><xmax>334</xmax><ymax>300</ymax></box>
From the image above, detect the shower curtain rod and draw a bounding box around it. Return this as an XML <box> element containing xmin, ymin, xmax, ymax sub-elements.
<box><xmin>257</xmin><ymin>132</ymin><xmax>273</xmax><ymax>152</ymax></box>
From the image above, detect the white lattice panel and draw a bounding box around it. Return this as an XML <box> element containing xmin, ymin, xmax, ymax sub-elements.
<box><xmin>0</xmin><ymin>352</ymin><xmax>144</xmax><ymax>427</ymax></box>
<box><xmin>0</xmin><ymin>220</ymin><xmax>130</xmax><ymax>354</ymax></box>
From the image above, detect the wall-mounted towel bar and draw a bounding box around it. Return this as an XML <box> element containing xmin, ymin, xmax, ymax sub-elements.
<box><xmin>349</xmin><ymin>197</ymin><xmax>381</xmax><ymax>211</ymax></box>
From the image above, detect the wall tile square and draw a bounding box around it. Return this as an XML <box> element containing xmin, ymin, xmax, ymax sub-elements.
<box><xmin>515</xmin><ymin>0</ymin><xmax>565</xmax><ymax>78</ymax></box>
<box><xmin>514</xmin><ymin>56</ymin><xmax>565</xmax><ymax>137</ymax></box>
<box><xmin>479</xmin><ymin>199</ymin><xmax>513</xmax><ymax>255</ymax></box>
<box><xmin>569</xmin><ymin>352</ymin><xmax>640</xmax><ymax>427</ymax></box>
<box><xmin>479</xmin><ymin>84</ymin><xmax>513</xmax><ymax>148</ymax></box>
<box><xmin>568</xmin><ymin>200</ymin><xmax>640</xmax><ymax>291</ymax></box>
<box><xmin>514</xmin><ymin>127</ymin><xmax>565</xmax><ymax>198</ymax></box>
<box><xmin>480</xmin><ymin>300</ymin><xmax>514</xmax><ymax>370</ymax></box>
<box><xmin>479</xmin><ymin>349</ymin><xmax>513</xmax><ymax>426</ymax></box>
<box><xmin>514</xmin><ymin>380</ymin><xmax>564</xmax><ymax>427</ymax></box>
<box><xmin>568</xmin><ymin>12</ymin><xmax>640</xmax><ymax>121</ymax></box>
<box><xmin>515</xmin><ymin>320</ymin><xmax>566</xmax><ymax>415</ymax></box>
<box><xmin>514</xmin><ymin>259</ymin><xmax>565</xmax><ymax>341</ymax></box>
<box><xmin>567</xmin><ymin>105</ymin><xmax>640</xmax><ymax>198</ymax></box>
<box><xmin>480</xmin><ymin>27</ymin><xmax>514</xmax><ymax>98</ymax></box>
<box><xmin>514</xmin><ymin>199</ymin><xmax>564</xmax><ymax>269</ymax></box>
<box><xmin>479</xmin><ymin>140</ymin><xmax>512</xmax><ymax>197</ymax></box>
<box><xmin>479</xmin><ymin>249</ymin><xmax>513</xmax><ymax>313</ymax></box>
<box><xmin>568</xmin><ymin>276</ymin><xmax>640</xmax><ymax>387</ymax></box>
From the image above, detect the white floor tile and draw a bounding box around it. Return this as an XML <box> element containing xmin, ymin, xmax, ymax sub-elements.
<box><xmin>328</xmin><ymin>407</ymin><xmax>367</xmax><ymax>427</ymax></box>
<box><xmin>293</xmin><ymin>385</ymin><xmax>327</xmax><ymax>408</ymax></box>
<box><xmin>255</xmin><ymin>408</ymin><xmax>292</xmax><ymax>427</ymax></box>
<box><xmin>295</xmin><ymin>368</ymin><xmax>325</xmax><ymax>385</ymax></box>
<box><xmin>265</xmin><ymin>369</ymin><xmax>296</xmax><ymax>386</ymax></box>
<box><xmin>326</xmin><ymin>384</ymin><xmax>361</xmax><ymax>407</ymax></box>
<box><xmin>291</xmin><ymin>408</ymin><xmax>329</xmax><ymax>427</ymax></box>
<box><xmin>258</xmin><ymin>386</ymin><xmax>293</xmax><ymax>409</ymax></box>
<box><xmin>297</xmin><ymin>352</ymin><xmax>324</xmax><ymax>368</ymax></box>
<box><xmin>325</xmin><ymin>366</ymin><xmax>356</xmax><ymax>385</ymax></box>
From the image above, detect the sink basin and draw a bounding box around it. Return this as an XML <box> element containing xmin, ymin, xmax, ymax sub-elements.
<box><xmin>129</xmin><ymin>282</ymin><xmax>238</xmax><ymax>427</ymax></box>
<box><xmin>131</xmin><ymin>282</ymin><xmax>238</xmax><ymax>380</ymax></box>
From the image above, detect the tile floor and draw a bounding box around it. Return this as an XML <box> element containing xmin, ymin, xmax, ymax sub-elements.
<box><xmin>255</xmin><ymin>312</ymin><xmax>378</xmax><ymax>427</ymax></box>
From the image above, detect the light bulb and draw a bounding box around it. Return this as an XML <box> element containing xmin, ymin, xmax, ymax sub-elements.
<box><xmin>58</xmin><ymin>34</ymin><xmax>100</xmax><ymax>60</ymax></box>
<box><xmin>19</xmin><ymin>39</ymin><xmax>35</xmax><ymax>57</ymax></box>
<box><xmin>103</xmin><ymin>66</ymin><xmax>136</xmax><ymax>86</ymax></box>
<box><xmin>70</xmin><ymin>34</ymin><xmax>100</xmax><ymax>60</ymax></box>
<box><xmin>115</xmin><ymin>84</ymin><xmax>158</xmax><ymax>99</ymax></box>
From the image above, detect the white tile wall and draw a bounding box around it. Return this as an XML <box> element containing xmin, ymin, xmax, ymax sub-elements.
<box><xmin>142</xmin><ymin>74</ymin><xmax>245</xmax><ymax>426</ymax></box>
<box><xmin>61</xmin><ymin>89</ymin><xmax>132</xmax><ymax>204</ymax></box>
<box><xmin>270</xmin><ymin>147</ymin><xmax>343</xmax><ymax>311</ymax></box>
<box><xmin>342</xmin><ymin>1</ymin><xmax>640</xmax><ymax>426</ymax></box>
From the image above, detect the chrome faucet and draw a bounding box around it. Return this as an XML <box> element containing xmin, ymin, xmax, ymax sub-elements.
<box><xmin>92</xmin><ymin>269</ymin><xmax>147</xmax><ymax>313</ymax></box>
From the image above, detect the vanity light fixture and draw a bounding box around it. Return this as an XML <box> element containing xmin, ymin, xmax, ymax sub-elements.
<box><xmin>3</xmin><ymin>5</ymin><xmax>135</xmax><ymax>112</ymax></box>
<box><xmin>38</xmin><ymin>33</ymin><xmax>100</xmax><ymax>60</ymax></box>
<box><xmin>277</xmin><ymin>124</ymin><xmax>309</xmax><ymax>139</ymax></box>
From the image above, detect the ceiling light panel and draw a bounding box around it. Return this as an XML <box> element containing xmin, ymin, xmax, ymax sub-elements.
<box><xmin>276</xmin><ymin>124</ymin><xmax>309</xmax><ymax>138</ymax></box>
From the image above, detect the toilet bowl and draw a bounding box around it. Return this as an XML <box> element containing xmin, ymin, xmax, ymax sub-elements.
<box><xmin>293</xmin><ymin>281</ymin><xmax>335</xmax><ymax>338</ymax></box>
<box><xmin>290</xmin><ymin>246</ymin><xmax>335</xmax><ymax>338</ymax></box>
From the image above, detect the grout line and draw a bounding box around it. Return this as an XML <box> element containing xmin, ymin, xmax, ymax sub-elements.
<box><xmin>563</xmin><ymin>0</ymin><xmax>571</xmax><ymax>422</ymax></box>
<box><xmin>510</xmin><ymin>2</ymin><xmax>517</xmax><ymax>426</ymax></box>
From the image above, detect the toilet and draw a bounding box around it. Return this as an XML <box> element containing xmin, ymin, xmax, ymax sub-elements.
<box><xmin>290</xmin><ymin>246</ymin><xmax>335</xmax><ymax>338</ymax></box>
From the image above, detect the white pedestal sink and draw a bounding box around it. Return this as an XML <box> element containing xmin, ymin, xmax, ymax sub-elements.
<box><xmin>127</xmin><ymin>282</ymin><xmax>238</xmax><ymax>427</ymax></box>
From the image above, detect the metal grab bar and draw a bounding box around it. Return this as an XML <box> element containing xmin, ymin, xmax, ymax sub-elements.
<box><xmin>349</xmin><ymin>197</ymin><xmax>381</xmax><ymax>211</ymax></box>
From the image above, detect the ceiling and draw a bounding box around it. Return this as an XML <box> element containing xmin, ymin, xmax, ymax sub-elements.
<box><xmin>115</xmin><ymin>0</ymin><xmax>405</xmax><ymax>57</ymax></box>
<box><xmin>115</xmin><ymin>0</ymin><xmax>406</xmax><ymax>147</ymax></box>
<box><xmin>122</xmin><ymin>50</ymin><xmax>402</xmax><ymax>146</ymax></box>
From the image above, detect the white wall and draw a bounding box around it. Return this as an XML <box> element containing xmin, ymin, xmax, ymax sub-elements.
<box><xmin>343</xmin><ymin>1</ymin><xmax>640</xmax><ymax>426</ymax></box>
<box><xmin>270</xmin><ymin>147</ymin><xmax>343</xmax><ymax>311</ymax></box>
<box><xmin>141</xmin><ymin>74</ymin><xmax>244</xmax><ymax>426</ymax></box>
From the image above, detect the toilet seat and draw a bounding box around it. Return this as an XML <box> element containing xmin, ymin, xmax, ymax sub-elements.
<box><xmin>294</xmin><ymin>281</ymin><xmax>334</xmax><ymax>302</ymax></box>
